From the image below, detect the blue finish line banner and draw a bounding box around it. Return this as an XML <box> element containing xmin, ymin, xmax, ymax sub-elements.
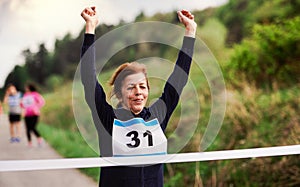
<box><xmin>0</xmin><ymin>145</ymin><xmax>299</xmax><ymax>172</ymax></box>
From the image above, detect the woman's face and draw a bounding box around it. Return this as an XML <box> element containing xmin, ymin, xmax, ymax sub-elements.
<box><xmin>7</xmin><ymin>86</ymin><xmax>16</xmax><ymax>95</ymax></box>
<box><xmin>120</xmin><ymin>72</ymin><xmax>149</xmax><ymax>114</ymax></box>
<box><xmin>25</xmin><ymin>86</ymin><xmax>30</xmax><ymax>93</ymax></box>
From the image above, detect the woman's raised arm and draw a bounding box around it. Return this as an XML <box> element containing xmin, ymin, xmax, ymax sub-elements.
<box><xmin>81</xmin><ymin>6</ymin><xmax>99</xmax><ymax>34</ymax></box>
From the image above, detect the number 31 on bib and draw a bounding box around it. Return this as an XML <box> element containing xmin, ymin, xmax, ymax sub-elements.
<box><xmin>112</xmin><ymin>118</ymin><xmax>167</xmax><ymax>157</ymax></box>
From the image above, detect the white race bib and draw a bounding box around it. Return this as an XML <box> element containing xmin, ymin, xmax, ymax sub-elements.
<box><xmin>112</xmin><ymin>118</ymin><xmax>167</xmax><ymax>157</ymax></box>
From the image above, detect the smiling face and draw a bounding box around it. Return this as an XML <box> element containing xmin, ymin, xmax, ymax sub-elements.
<box><xmin>120</xmin><ymin>72</ymin><xmax>149</xmax><ymax>114</ymax></box>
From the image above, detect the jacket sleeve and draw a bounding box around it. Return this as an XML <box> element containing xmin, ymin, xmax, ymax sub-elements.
<box><xmin>151</xmin><ymin>36</ymin><xmax>195</xmax><ymax>130</ymax></box>
<box><xmin>80</xmin><ymin>34</ymin><xmax>115</xmax><ymax>134</ymax></box>
<box><xmin>35</xmin><ymin>92</ymin><xmax>45</xmax><ymax>108</ymax></box>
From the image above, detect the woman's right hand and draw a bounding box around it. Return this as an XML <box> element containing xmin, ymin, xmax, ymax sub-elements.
<box><xmin>177</xmin><ymin>10</ymin><xmax>197</xmax><ymax>38</ymax></box>
<box><xmin>81</xmin><ymin>6</ymin><xmax>99</xmax><ymax>34</ymax></box>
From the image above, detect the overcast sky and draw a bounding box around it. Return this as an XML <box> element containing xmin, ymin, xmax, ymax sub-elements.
<box><xmin>0</xmin><ymin>0</ymin><xmax>227</xmax><ymax>88</ymax></box>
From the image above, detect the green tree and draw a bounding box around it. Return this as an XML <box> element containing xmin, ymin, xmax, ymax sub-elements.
<box><xmin>52</xmin><ymin>33</ymin><xmax>79</xmax><ymax>77</ymax></box>
<box><xmin>227</xmin><ymin>17</ymin><xmax>300</xmax><ymax>88</ymax></box>
<box><xmin>217</xmin><ymin>0</ymin><xmax>300</xmax><ymax>45</ymax></box>
<box><xmin>4</xmin><ymin>65</ymin><xmax>28</xmax><ymax>92</ymax></box>
<box><xmin>23</xmin><ymin>43</ymin><xmax>51</xmax><ymax>85</ymax></box>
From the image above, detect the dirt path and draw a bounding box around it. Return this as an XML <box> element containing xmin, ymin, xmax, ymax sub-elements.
<box><xmin>0</xmin><ymin>114</ymin><xmax>97</xmax><ymax>187</ymax></box>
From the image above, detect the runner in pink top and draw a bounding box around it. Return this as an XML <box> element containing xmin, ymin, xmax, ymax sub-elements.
<box><xmin>21</xmin><ymin>83</ymin><xmax>45</xmax><ymax>147</ymax></box>
<box><xmin>22</xmin><ymin>91</ymin><xmax>45</xmax><ymax>116</ymax></box>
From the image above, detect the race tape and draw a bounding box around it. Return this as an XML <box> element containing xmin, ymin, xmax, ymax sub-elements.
<box><xmin>0</xmin><ymin>144</ymin><xmax>299</xmax><ymax>172</ymax></box>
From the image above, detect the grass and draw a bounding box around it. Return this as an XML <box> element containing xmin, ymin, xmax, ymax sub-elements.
<box><xmin>38</xmin><ymin>123</ymin><xmax>100</xmax><ymax>181</ymax></box>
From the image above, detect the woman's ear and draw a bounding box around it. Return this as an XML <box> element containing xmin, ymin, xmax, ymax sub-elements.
<box><xmin>115</xmin><ymin>93</ymin><xmax>122</xmax><ymax>102</ymax></box>
<box><xmin>116</xmin><ymin>95</ymin><xmax>124</xmax><ymax>108</ymax></box>
<box><xmin>118</xmin><ymin>98</ymin><xmax>122</xmax><ymax>103</ymax></box>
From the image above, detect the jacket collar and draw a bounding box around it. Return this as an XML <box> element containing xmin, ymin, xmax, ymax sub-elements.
<box><xmin>115</xmin><ymin>107</ymin><xmax>151</xmax><ymax>120</ymax></box>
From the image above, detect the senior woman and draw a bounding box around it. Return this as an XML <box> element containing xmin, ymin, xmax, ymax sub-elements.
<box><xmin>80</xmin><ymin>6</ymin><xmax>197</xmax><ymax>187</ymax></box>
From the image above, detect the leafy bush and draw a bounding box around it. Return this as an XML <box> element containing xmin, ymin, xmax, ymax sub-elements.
<box><xmin>46</xmin><ymin>75</ymin><xmax>64</xmax><ymax>91</ymax></box>
<box><xmin>41</xmin><ymin>82</ymin><xmax>76</xmax><ymax>130</ymax></box>
<box><xmin>227</xmin><ymin>17</ymin><xmax>300</xmax><ymax>89</ymax></box>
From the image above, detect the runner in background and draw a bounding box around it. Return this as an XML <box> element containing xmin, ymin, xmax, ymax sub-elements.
<box><xmin>3</xmin><ymin>84</ymin><xmax>23</xmax><ymax>143</ymax></box>
<box><xmin>21</xmin><ymin>83</ymin><xmax>45</xmax><ymax>147</ymax></box>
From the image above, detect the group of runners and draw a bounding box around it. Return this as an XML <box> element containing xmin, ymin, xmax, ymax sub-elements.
<box><xmin>1</xmin><ymin>83</ymin><xmax>45</xmax><ymax>147</ymax></box>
